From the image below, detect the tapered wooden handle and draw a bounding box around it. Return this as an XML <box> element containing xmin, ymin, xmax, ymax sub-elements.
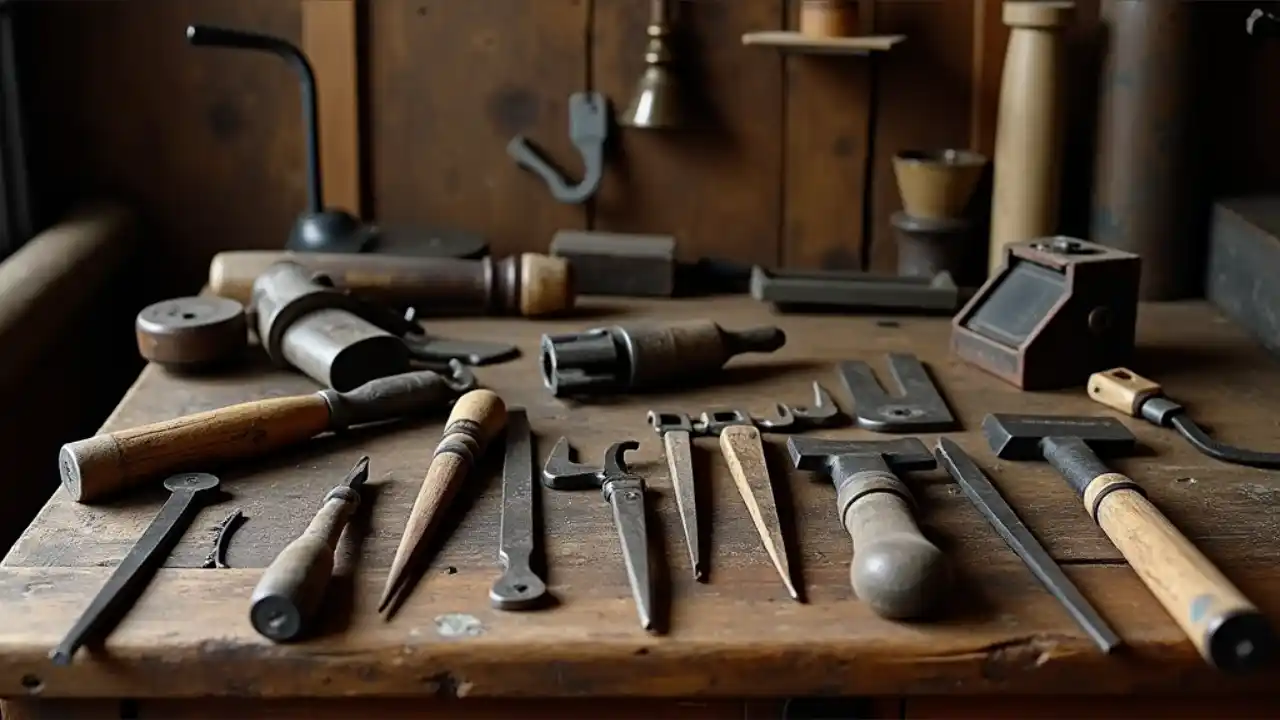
<box><xmin>381</xmin><ymin>390</ymin><xmax>507</xmax><ymax>608</ymax></box>
<box><xmin>1084</xmin><ymin>474</ymin><xmax>1272</xmax><ymax>671</ymax></box>
<box><xmin>59</xmin><ymin>394</ymin><xmax>333</xmax><ymax>503</ymax></box>
<box><xmin>250</xmin><ymin>489</ymin><xmax>360</xmax><ymax>641</ymax></box>
<box><xmin>719</xmin><ymin>425</ymin><xmax>798</xmax><ymax>599</ymax></box>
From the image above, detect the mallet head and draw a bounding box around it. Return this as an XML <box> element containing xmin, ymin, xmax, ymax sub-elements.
<box><xmin>982</xmin><ymin>414</ymin><xmax>1136</xmax><ymax>460</ymax></box>
<box><xmin>787</xmin><ymin>437</ymin><xmax>935</xmax><ymax>473</ymax></box>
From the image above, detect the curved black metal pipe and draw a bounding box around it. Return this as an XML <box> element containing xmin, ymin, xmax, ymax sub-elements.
<box><xmin>186</xmin><ymin>25</ymin><xmax>322</xmax><ymax>214</ymax></box>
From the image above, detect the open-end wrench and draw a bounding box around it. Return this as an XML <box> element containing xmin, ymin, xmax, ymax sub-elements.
<box><xmin>51</xmin><ymin>473</ymin><xmax>222</xmax><ymax>665</ymax></box>
<box><xmin>647</xmin><ymin>411</ymin><xmax>703</xmax><ymax>581</ymax></box>
<box><xmin>490</xmin><ymin>409</ymin><xmax>549</xmax><ymax>610</ymax></box>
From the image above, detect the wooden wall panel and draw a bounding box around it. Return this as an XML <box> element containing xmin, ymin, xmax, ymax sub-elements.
<box><xmin>592</xmin><ymin>0</ymin><xmax>785</xmax><ymax>266</ymax></box>
<box><xmin>780</xmin><ymin>0</ymin><xmax>873</xmax><ymax>269</ymax></box>
<box><xmin>367</xmin><ymin>0</ymin><xmax>589</xmax><ymax>258</ymax></box>
<box><xmin>27</xmin><ymin>0</ymin><xmax>303</xmax><ymax>295</ymax></box>
<box><xmin>866</xmin><ymin>0</ymin><xmax>975</xmax><ymax>272</ymax></box>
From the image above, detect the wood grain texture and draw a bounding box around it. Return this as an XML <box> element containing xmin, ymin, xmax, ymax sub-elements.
<box><xmin>718</xmin><ymin>424</ymin><xmax>795</xmax><ymax>600</ymax></box>
<box><xmin>867</xmin><ymin>0</ymin><xmax>975</xmax><ymax>272</ymax></box>
<box><xmin>26</xmin><ymin>0</ymin><xmax>304</xmax><ymax>295</ymax></box>
<box><xmin>302</xmin><ymin>0</ymin><xmax>363</xmax><ymax>217</ymax></box>
<box><xmin>592</xmin><ymin>0</ymin><xmax>784</xmax><ymax>266</ymax></box>
<box><xmin>781</xmin><ymin>0</ymin><xmax>873</xmax><ymax>269</ymax></box>
<box><xmin>6</xmin><ymin>299</ymin><xmax>1280</xmax><ymax>697</ymax></box>
<box><xmin>367</xmin><ymin>0</ymin><xmax>588</xmax><ymax>258</ymax></box>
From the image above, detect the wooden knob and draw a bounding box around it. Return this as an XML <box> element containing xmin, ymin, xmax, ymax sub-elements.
<box><xmin>839</xmin><ymin>473</ymin><xmax>949</xmax><ymax>619</ymax></box>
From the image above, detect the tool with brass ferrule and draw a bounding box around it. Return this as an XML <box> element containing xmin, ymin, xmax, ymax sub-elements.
<box><xmin>380</xmin><ymin>389</ymin><xmax>508</xmax><ymax>618</ymax></box>
<box><xmin>542</xmin><ymin>439</ymin><xmax>655</xmax><ymax>631</ymax></box>
<box><xmin>935</xmin><ymin>438</ymin><xmax>1120</xmax><ymax>652</ymax></box>
<box><xmin>696</xmin><ymin>412</ymin><xmax>799</xmax><ymax>601</ymax></box>
<box><xmin>490</xmin><ymin>409</ymin><xmax>549</xmax><ymax>610</ymax></box>
<box><xmin>983</xmin><ymin>413</ymin><xmax>1276</xmax><ymax>672</ymax></box>
<box><xmin>1088</xmin><ymin>367</ymin><xmax>1280</xmax><ymax>469</ymax></box>
<box><xmin>647</xmin><ymin>411</ymin><xmax>703</xmax><ymax>581</ymax></box>
<box><xmin>250</xmin><ymin>456</ymin><xmax>370</xmax><ymax>642</ymax></box>
<box><xmin>51</xmin><ymin>473</ymin><xmax>223</xmax><ymax>665</ymax></box>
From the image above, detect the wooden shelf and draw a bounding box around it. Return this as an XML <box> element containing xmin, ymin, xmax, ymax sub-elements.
<box><xmin>741</xmin><ymin>31</ymin><xmax>905</xmax><ymax>55</ymax></box>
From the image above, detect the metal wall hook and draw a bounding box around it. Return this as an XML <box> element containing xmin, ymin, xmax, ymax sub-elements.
<box><xmin>507</xmin><ymin>92</ymin><xmax>609</xmax><ymax>204</ymax></box>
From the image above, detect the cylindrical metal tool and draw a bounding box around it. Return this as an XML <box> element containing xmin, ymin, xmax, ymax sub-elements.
<box><xmin>1092</xmin><ymin>0</ymin><xmax>1192</xmax><ymax>300</ymax></box>
<box><xmin>253</xmin><ymin>261</ymin><xmax>409</xmax><ymax>390</ymax></box>
<box><xmin>212</xmin><ymin>250</ymin><xmax>574</xmax><ymax>317</ymax></box>
<box><xmin>540</xmin><ymin>320</ymin><xmax>786</xmax><ymax>397</ymax></box>
<box><xmin>135</xmin><ymin>296</ymin><xmax>248</xmax><ymax>372</ymax></box>
<box><xmin>58</xmin><ymin>367</ymin><xmax>474</xmax><ymax>504</ymax></box>
<box><xmin>251</xmin><ymin>456</ymin><xmax>369</xmax><ymax>642</ymax></box>
<box><xmin>988</xmin><ymin>1</ymin><xmax>1074</xmax><ymax>275</ymax></box>
<box><xmin>379</xmin><ymin>389</ymin><xmax>508</xmax><ymax>617</ymax></box>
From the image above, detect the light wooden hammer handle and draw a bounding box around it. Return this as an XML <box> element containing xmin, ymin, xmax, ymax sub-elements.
<box><xmin>383</xmin><ymin>390</ymin><xmax>507</xmax><ymax>597</ymax></box>
<box><xmin>1083</xmin><ymin>474</ymin><xmax>1270</xmax><ymax>670</ymax></box>
<box><xmin>59</xmin><ymin>394</ymin><xmax>333</xmax><ymax>504</ymax></box>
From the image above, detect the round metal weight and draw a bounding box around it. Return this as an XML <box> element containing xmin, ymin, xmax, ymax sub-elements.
<box><xmin>135</xmin><ymin>296</ymin><xmax>248</xmax><ymax>371</ymax></box>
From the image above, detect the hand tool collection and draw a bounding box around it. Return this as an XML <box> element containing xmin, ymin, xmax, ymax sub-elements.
<box><xmin>51</xmin><ymin>231</ymin><xmax>1280</xmax><ymax>676</ymax></box>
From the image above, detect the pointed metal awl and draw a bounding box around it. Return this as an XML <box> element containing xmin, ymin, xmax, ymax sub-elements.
<box><xmin>542</xmin><ymin>438</ymin><xmax>654</xmax><ymax>631</ymax></box>
<box><xmin>647</xmin><ymin>411</ymin><xmax>703</xmax><ymax>581</ymax></box>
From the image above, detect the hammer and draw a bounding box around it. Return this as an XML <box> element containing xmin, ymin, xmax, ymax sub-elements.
<box><xmin>983</xmin><ymin>413</ymin><xmax>1275</xmax><ymax>672</ymax></box>
<box><xmin>787</xmin><ymin>437</ymin><xmax>950</xmax><ymax>620</ymax></box>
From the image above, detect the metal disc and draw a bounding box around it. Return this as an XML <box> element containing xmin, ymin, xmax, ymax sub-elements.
<box><xmin>135</xmin><ymin>296</ymin><xmax>248</xmax><ymax>370</ymax></box>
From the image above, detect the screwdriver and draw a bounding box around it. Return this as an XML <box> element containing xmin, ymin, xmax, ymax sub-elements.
<box><xmin>250</xmin><ymin>456</ymin><xmax>369</xmax><ymax>642</ymax></box>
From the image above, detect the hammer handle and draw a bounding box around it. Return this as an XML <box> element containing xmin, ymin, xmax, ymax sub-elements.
<box><xmin>1083</xmin><ymin>473</ymin><xmax>1269</xmax><ymax>670</ymax></box>
<box><xmin>60</xmin><ymin>394</ymin><xmax>332</xmax><ymax>504</ymax></box>
<box><xmin>381</xmin><ymin>390</ymin><xmax>507</xmax><ymax>609</ymax></box>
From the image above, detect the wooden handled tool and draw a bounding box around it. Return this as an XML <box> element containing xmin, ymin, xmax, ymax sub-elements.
<box><xmin>250</xmin><ymin>456</ymin><xmax>369</xmax><ymax>642</ymax></box>
<box><xmin>379</xmin><ymin>389</ymin><xmax>507</xmax><ymax>617</ymax></box>
<box><xmin>209</xmin><ymin>250</ymin><xmax>574</xmax><ymax>317</ymax></box>
<box><xmin>59</xmin><ymin>368</ymin><xmax>475</xmax><ymax>504</ymax></box>
<box><xmin>985</xmin><ymin>413</ymin><xmax>1276</xmax><ymax>672</ymax></box>
<box><xmin>718</xmin><ymin>424</ymin><xmax>799</xmax><ymax>601</ymax></box>
<box><xmin>787</xmin><ymin>437</ymin><xmax>948</xmax><ymax>620</ymax></box>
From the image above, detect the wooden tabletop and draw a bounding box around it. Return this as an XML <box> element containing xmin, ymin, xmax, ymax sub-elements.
<box><xmin>3</xmin><ymin>297</ymin><xmax>1280</xmax><ymax>700</ymax></box>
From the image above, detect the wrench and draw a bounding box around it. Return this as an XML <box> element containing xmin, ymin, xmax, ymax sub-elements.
<box><xmin>51</xmin><ymin>473</ymin><xmax>222</xmax><ymax>665</ymax></box>
<box><xmin>490</xmin><ymin>409</ymin><xmax>549</xmax><ymax>610</ymax></box>
<box><xmin>647</xmin><ymin>411</ymin><xmax>703</xmax><ymax>581</ymax></box>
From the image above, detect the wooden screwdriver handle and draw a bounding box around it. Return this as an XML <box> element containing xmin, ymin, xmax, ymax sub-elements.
<box><xmin>59</xmin><ymin>394</ymin><xmax>332</xmax><ymax>504</ymax></box>
<box><xmin>1083</xmin><ymin>474</ymin><xmax>1273</xmax><ymax>671</ymax></box>
<box><xmin>380</xmin><ymin>389</ymin><xmax>507</xmax><ymax>611</ymax></box>
<box><xmin>250</xmin><ymin>484</ymin><xmax>361</xmax><ymax>641</ymax></box>
<box><xmin>837</xmin><ymin>470</ymin><xmax>948</xmax><ymax>620</ymax></box>
<box><xmin>208</xmin><ymin>250</ymin><xmax>574</xmax><ymax>317</ymax></box>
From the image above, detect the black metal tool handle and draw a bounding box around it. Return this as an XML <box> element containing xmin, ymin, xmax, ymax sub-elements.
<box><xmin>186</xmin><ymin>24</ymin><xmax>322</xmax><ymax>214</ymax></box>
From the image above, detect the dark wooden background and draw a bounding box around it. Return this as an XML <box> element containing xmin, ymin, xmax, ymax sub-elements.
<box><xmin>24</xmin><ymin>0</ymin><xmax>1280</xmax><ymax>291</ymax></box>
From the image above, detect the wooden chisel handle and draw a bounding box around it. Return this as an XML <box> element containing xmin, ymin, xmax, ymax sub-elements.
<box><xmin>59</xmin><ymin>369</ymin><xmax>469</xmax><ymax>504</ymax></box>
<box><xmin>208</xmin><ymin>250</ymin><xmax>574</xmax><ymax>317</ymax></box>
<box><xmin>380</xmin><ymin>389</ymin><xmax>507</xmax><ymax>612</ymax></box>
<box><xmin>60</xmin><ymin>394</ymin><xmax>332</xmax><ymax>504</ymax></box>
<box><xmin>1083</xmin><ymin>473</ymin><xmax>1273</xmax><ymax>671</ymax></box>
<box><xmin>250</xmin><ymin>481</ymin><xmax>362</xmax><ymax>641</ymax></box>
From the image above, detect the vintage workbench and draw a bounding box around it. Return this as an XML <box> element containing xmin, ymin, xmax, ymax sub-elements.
<box><xmin>3</xmin><ymin>296</ymin><xmax>1280</xmax><ymax>719</ymax></box>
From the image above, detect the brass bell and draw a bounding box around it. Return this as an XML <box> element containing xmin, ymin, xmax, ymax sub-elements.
<box><xmin>621</xmin><ymin>0</ymin><xmax>688</xmax><ymax>129</ymax></box>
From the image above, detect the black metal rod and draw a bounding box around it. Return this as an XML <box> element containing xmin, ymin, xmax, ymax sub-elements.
<box><xmin>186</xmin><ymin>25</ymin><xmax>323</xmax><ymax>214</ymax></box>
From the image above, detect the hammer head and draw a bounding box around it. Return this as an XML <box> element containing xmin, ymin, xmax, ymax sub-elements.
<box><xmin>982</xmin><ymin>413</ymin><xmax>1135</xmax><ymax>460</ymax></box>
<box><xmin>787</xmin><ymin>436</ymin><xmax>935</xmax><ymax>473</ymax></box>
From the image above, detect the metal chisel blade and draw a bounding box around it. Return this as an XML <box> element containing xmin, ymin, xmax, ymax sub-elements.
<box><xmin>607</xmin><ymin>478</ymin><xmax>654</xmax><ymax>631</ymax></box>
<box><xmin>662</xmin><ymin>430</ymin><xmax>703</xmax><ymax>581</ymax></box>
